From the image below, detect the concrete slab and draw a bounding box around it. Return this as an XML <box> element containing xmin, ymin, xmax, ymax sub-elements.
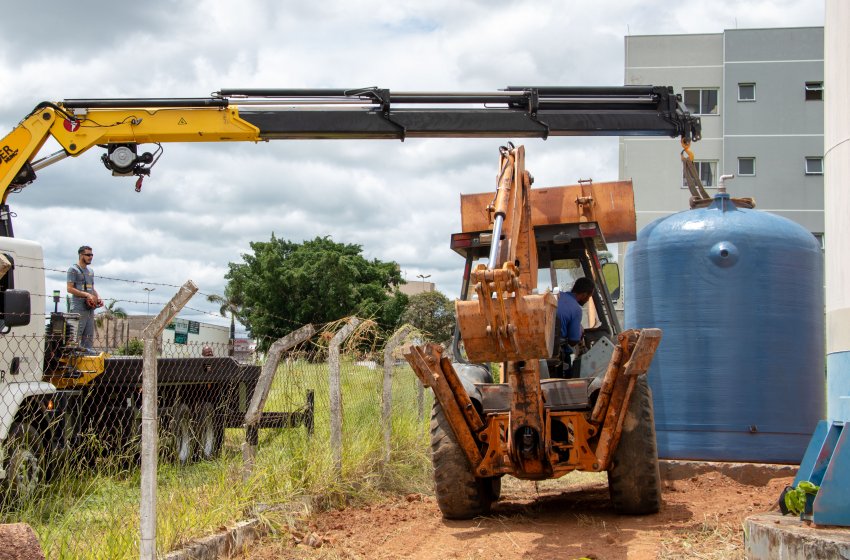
<box><xmin>745</xmin><ymin>512</ymin><xmax>850</xmax><ymax>559</ymax></box>
<box><xmin>660</xmin><ymin>459</ymin><xmax>797</xmax><ymax>486</ymax></box>
<box><xmin>161</xmin><ymin>519</ymin><xmax>266</xmax><ymax>560</ymax></box>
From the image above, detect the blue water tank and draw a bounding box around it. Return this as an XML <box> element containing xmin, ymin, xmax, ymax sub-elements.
<box><xmin>626</xmin><ymin>193</ymin><xmax>825</xmax><ymax>463</ymax></box>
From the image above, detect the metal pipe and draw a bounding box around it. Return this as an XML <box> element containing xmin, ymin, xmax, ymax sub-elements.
<box><xmin>505</xmin><ymin>85</ymin><xmax>659</xmax><ymax>96</ymax></box>
<box><xmin>718</xmin><ymin>174</ymin><xmax>735</xmax><ymax>194</ymax></box>
<box><xmin>30</xmin><ymin>150</ymin><xmax>69</xmax><ymax>171</ymax></box>
<box><xmin>63</xmin><ymin>98</ymin><xmax>228</xmax><ymax>109</ymax></box>
<box><xmin>488</xmin><ymin>215</ymin><xmax>504</xmax><ymax>269</ymax></box>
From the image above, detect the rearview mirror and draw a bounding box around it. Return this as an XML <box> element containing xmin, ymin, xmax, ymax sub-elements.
<box><xmin>2</xmin><ymin>289</ymin><xmax>31</xmax><ymax>328</ymax></box>
<box><xmin>601</xmin><ymin>262</ymin><xmax>621</xmax><ymax>302</ymax></box>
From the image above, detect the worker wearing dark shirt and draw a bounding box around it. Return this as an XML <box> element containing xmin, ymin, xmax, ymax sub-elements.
<box><xmin>556</xmin><ymin>277</ymin><xmax>594</xmax><ymax>378</ymax></box>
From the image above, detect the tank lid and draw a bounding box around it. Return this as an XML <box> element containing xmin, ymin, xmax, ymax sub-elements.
<box><xmin>709</xmin><ymin>192</ymin><xmax>738</xmax><ymax>213</ymax></box>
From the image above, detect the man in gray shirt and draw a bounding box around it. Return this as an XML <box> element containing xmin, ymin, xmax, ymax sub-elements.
<box><xmin>66</xmin><ymin>245</ymin><xmax>102</xmax><ymax>350</ymax></box>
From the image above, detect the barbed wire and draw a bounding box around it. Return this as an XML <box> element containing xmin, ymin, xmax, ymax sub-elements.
<box><xmin>16</xmin><ymin>263</ymin><xmax>418</xmax><ymax>340</ymax></box>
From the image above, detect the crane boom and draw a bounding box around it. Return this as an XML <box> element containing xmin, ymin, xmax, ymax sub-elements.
<box><xmin>0</xmin><ymin>85</ymin><xmax>700</xmax><ymax>236</ymax></box>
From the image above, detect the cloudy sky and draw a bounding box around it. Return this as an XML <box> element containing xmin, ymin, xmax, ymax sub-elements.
<box><xmin>0</xmin><ymin>0</ymin><xmax>824</xmax><ymax>335</ymax></box>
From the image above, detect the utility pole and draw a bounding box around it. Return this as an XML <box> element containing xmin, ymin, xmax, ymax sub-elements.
<box><xmin>143</xmin><ymin>287</ymin><xmax>155</xmax><ymax>315</ymax></box>
<box><xmin>416</xmin><ymin>274</ymin><xmax>431</xmax><ymax>293</ymax></box>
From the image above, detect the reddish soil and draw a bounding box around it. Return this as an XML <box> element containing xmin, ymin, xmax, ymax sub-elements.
<box><xmin>238</xmin><ymin>469</ymin><xmax>794</xmax><ymax>560</ymax></box>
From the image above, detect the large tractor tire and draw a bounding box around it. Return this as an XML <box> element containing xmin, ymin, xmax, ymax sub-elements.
<box><xmin>3</xmin><ymin>422</ymin><xmax>44</xmax><ymax>503</ymax></box>
<box><xmin>430</xmin><ymin>402</ymin><xmax>498</xmax><ymax>519</ymax></box>
<box><xmin>607</xmin><ymin>376</ymin><xmax>662</xmax><ymax>514</ymax></box>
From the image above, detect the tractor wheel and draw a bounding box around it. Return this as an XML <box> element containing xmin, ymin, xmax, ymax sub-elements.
<box><xmin>607</xmin><ymin>376</ymin><xmax>662</xmax><ymax>514</ymax></box>
<box><xmin>430</xmin><ymin>402</ymin><xmax>497</xmax><ymax>519</ymax></box>
<box><xmin>4</xmin><ymin>422</ymin><xmax>44</xmax><ymax>503</ymax></box>
<box><xmin>194</xmin><ymin>402</ymin><xmax>224</xmax><ymax>461</ymax></box>
<box><xmin>165</xmin><ymin>403</ymin><xmax>195</xmax><ymax>466</ymax></box>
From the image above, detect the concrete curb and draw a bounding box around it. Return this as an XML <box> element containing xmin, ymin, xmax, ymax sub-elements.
<box><xmin>659</xmin><ymin>459</ymin><xmax>797</xmax><ymax>486</ymax></box>
<box><xmin>161</xmin><ymin>519</ymin><xmax>268</xmax><ymax>560</ymax></box>
<box><xmin>745</xmin><ymin>512</ymin><xmax>850</xmax><ymax>559</ymax></box>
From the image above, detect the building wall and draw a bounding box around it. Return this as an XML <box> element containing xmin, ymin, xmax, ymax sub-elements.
<box><xmin>161</xmin><ymin>322</ymin><xmax>230</xmax><ymax>357</ymax></box>
<box><xmin>399</xmin><ymin>281</ymin><xmax>435</xmax><ymax>296</ymax></box>
<box><xmin>620</xmin><ymin>28</ymin><xmax>824</xmax><ymax>234</ymax></box>
<box><xmin>94</xmin><ymin>315</ymin><xmax>235</xmax><ymax>357</ymax></box>
<box><xmin>722</xmin><ymin>28</ymin><xmax>824</xmax><ymax>232</ymax></box>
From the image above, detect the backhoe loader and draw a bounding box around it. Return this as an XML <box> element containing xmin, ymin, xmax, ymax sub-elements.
<box><xmin>405</xmin><ymin>144</ymin><xmax>663</xmax><ymax>519</ymax></box>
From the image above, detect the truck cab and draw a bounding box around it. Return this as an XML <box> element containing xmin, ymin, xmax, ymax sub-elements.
<box><xmin>0</xmin><ymin>238</ymin><xmax>54</xmax><ymax>483</ymax></box>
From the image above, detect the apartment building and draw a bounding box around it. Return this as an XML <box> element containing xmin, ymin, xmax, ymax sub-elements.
<box><xmin>620</xmin><ymin>27</ymin><xmax>825</xmax><ymax>243</ymax></box>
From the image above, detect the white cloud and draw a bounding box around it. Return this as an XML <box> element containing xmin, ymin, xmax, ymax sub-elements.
<box><xmin>0</xmin><ymin>0</ymin><xmax>825</xmax><ymax>334</ymax></box>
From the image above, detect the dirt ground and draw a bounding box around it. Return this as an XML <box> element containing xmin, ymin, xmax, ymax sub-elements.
<box><xmin>236</xmin><ymin>468</ymin><xmax>794</xmax><ymax>560</ymax></box>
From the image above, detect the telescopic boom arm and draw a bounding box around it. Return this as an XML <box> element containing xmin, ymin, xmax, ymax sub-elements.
<box><xmin>0</xmin><ymin>85</ymin><xmax>700</xmax><ymax>234</ymax></box>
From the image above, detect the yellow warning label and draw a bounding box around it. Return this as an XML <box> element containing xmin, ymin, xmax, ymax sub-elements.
<box><xmin>178</xmin><ymin>118</ymin><xmax>188</xmax><ymax>125</ymax></box>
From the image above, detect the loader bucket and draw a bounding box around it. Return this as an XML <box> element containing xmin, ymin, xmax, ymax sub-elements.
<box><xmin>456</xmin><ymin>291</ymin><xmax>557</xmax><ymax>363</ymax></box>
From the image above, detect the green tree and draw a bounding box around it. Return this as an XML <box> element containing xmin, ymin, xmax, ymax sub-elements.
<box><xmin>96</xmin><ymin>299</ymin><xmax>128</xmax><ymax>349</ymax></box>
<box><xmin>225</xmin><ymin>235</ymin><xmax>407</xmax><ymax>346</ymax></box>
<box><xmin>400</xmin><ymin>290</ymin><xmax>456</xmax><ymax>343</ymax></box>
<box><xmin>206</xmin><ymin>293</ymin><xmax>240</xmax><ymax>343</ymax></box>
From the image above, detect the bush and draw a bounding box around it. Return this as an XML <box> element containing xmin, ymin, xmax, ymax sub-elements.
<box><xmin>117</xmin><ymin>338</ymin><xmax>144</xmax><ymax>355</ymax></box>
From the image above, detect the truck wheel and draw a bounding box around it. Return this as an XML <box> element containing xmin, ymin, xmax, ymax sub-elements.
<box><xmin>4</xmin><ymin>422</ymin><xmax>44</xmax><ymax>503</ymax></box>
<box><xmin>166</xmin><ymin>404</ymin><xmax>195</xmax><ymax>466</ymax></box>
<box><xmin>195</xmin><ymin>402</ymin><xmax>223</xmax><ymax>460</ymax></box>
<box><xmin>430</xmin><ymin>402</ymin><xmax>495</xmax><ymax>519</ymax></box>
<box><xmin>607</xmin><ymin>376</ymin><xmax>662</xmax><ymax>514</ymax></box>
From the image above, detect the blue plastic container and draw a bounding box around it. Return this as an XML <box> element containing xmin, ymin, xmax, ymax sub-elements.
<box><xmin>626</xmin><ymin>193</ymin><xmax>825</xmax><ymax>463</ymax></box>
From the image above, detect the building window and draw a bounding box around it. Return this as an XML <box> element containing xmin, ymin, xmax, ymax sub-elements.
<box><xmin>682</xmin><ymin>161</ymin><xmax>717</xmax><ymax>188</ymax></box>
<box><xmin>805</xmin><ymin>157</ymin><xmax>824</xmax><ymax>175</ymax></box>
<box><xmin>683</xmin><ymin>88</ymin><xmax>718</xmax><ymax>115</ymax></box>
<box><xmin>738</xmin><ymin>157</ymin><xmax>756</xmax><ymax>176</ymax></box>
<box><xmin>805</xmin><ymin>82</ymin><xmax>824</xmax><ymax>101</ymax></box>
<box><xmin>738</xmin><ymin>83</ymin><xmax>756</xmax><ymax>101</ymax></box>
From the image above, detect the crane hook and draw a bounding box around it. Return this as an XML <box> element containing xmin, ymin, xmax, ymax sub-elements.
<box><xmin>680</xmin><ymin>138</ymin><xmax>694</xmax><ymax>162</ymax></box>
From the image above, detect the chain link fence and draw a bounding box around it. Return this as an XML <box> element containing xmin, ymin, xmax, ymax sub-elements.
<box><xmin>0</xmin><ymin>300</ymin><xmax>431</xmax><ymax>558</ymax></box>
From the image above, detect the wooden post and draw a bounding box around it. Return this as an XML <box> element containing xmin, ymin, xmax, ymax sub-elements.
<box><xmin>242</xmin><ymin>324</ymin><xmax>315</xmax><ymax>481</ymax></box>
<box><xmin>139</xmin><ymin>281</ymin><xmax>197</xmax><ymax>560</ymax></box>
<box><xmin>328</xmin><ymin>318</ymin><xmax>361</xmax><ymax>474</ymax></box>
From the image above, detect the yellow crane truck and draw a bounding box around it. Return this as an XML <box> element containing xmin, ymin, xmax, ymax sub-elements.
<box><xmin>0</xmin><ymin>86</ymin><xmax>699</xmax><ymax>501</ymax></box>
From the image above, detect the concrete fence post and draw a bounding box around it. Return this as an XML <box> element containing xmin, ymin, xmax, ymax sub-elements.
<box><xmin>139</xmin><ymin>281</ymin><xmax>198</xmax><ymax>560</ymax></box>
<box><xmin>328</xmin><ymin>317</ymin><xmax>362</xmax><ymax>474</ymax></box>
<box><xmin>382</xmin><ymin>324</ymin><xmax>413</xmax><ymax>464</ymax></box>
<box><xmin>242</xmin><ymin>323</ymin><xmax>315</xmax><ymax>480</ymax></box>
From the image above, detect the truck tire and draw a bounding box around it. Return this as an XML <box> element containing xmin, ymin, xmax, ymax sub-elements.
<box><xmin>430</xmin><ymin>402</ymin><xmax>497</xmax><ymax>519</ymax></box>
<box><xmin>195</xmin><ymin>402</ymin><xmax>223</xmax><ymax>460</ymax></box>
<box><xmin>4</xmin><ymin>422</ymin><xmax>44</xmax><ymax>503</ymax></box>
<box><xmin>165</xmin><ymin>404</ymin><xmax>195</xmax><ymax>466</ymax></box>
<box><xmin>607</xmin><ymin>376</ymin><xmax>662</xmax><ymax>514</ymax></box>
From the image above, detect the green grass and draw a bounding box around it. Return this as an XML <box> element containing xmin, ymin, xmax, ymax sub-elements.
<box><xmin>1</xmin><ymin>359</ymin><xmax>433</xmax><ymax>559</ymax></box>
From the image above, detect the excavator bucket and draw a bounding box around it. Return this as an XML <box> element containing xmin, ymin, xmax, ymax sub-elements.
<box><xmin>457</xmin><ymin>290</ymin><xmax>557</xmax><ymax>363</ymax></box>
